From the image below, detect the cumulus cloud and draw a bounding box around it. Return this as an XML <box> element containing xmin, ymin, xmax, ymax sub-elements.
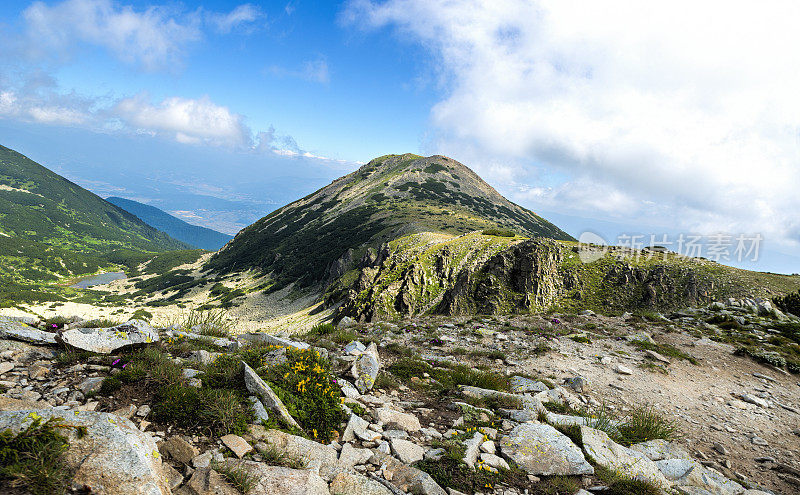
<box><xmin>114</xmin><ymin>94</ymin><xmax>251</xmax><ymax>147</ymax></box>
<box><xmin>23</xmin><ymin>0</ymin><xmax>262</xmax><ymax>70</ymax></box>
<box><xmin>346</xmin><ymin>0</ymin><xmax>800</xmax><ymax>246</ymax></box>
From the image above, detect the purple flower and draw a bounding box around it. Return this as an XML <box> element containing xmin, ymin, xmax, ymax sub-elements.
<box><xmin>122</xmin><ymin>363</ymin><xmax>128</xmax><ymax>369</ymax></box>
<box><xmin>551</xmin><ymin>318</ymin><xmax>561</xmax><ymax>324</ymax></box>
<box><xmin>112</xmin><ymin>359</ymin><xmax>121</xmax><ymax>366</ymax></box>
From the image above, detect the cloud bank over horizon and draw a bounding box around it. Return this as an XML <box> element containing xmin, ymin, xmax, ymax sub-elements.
<box><xmin>346</xmin><ymin>0</ymin><xmax>800</xmax><ymax>249</ymax></box>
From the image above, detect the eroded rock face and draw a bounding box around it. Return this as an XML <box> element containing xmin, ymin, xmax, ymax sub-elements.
<box><xmin>60</xmin><ymin>320</ymin><xmax>158</xmax><ymax>354</ymax></box>
<box><xmin>499</xmin><ymin>423</ymin><xmax>594</xmax><ymax>476</ymax></box>
<box><xmin>0</xmin><ymin>409</ymin><xmax>169</xmax><ymax>495</ymax></box>
<box><xmin>580</xmin><ymin>426</ymin><xmax>670</xmax><ymax>490</ymax></box>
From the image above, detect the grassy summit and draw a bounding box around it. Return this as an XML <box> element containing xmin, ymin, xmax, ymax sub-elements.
<box><xmin>206</xmin><ymin>153</ymin><xmax>573</xmax><ymax>290</ymax></box>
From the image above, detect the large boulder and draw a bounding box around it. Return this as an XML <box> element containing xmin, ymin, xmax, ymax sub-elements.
<box><xmin>175</xmin><ymin>468</ymin><xmax>239</xmax><ymax>495</ymax></box>
<box><xmin>60</xmin><ymin>320</ymin><xmax>158</xmax><ymax>354</ymax></box>
<box><xmin>248</xmin><ymin>427</ymin><xmax>339</xmax><ymax>481</ymax></box>
<box><xmin>238</xmin><ymin>333</ymin><xmax>310</xmax><ymax>350</ymax></box>
<box><xmin>499</xmin><ymin>423</ymin><xmax>593</xmax><ymax>476</ymax></box>
<box><xmin>372</xmin><ymin>407</ymin><xmax>421</xmax><ymax>432</ymax></box>
<box><xmin>630</xmin><ymin>439</ymin><xmax>691</xmax><ymax>461</ymax></box>
<box><xmin>242</xmin><ymin>362</ymin><xmax>300</xmax><ymax>429</ymax></box>
<box><xmin>580</xmin><ymin>426</ymin><xmax>670</xmax><ymax>490</ymax></box>
<box><xmin>0</xmin><ymin>319</ymin><xmax>57</xmax><ymax>345</ymax></box>
<box><xmin>370</xmin><ymin>452</ymin><xmax>446</xmax><ymax>495</ymax></box>
<box><xmin>0</xmin><ymin>409</ymin><xmax>170</xmax><ymax>494</ymax></box>
<box><xmin>220</xmin><ymin>459</ymin><xmax>330</xmax><ymax>495</ymax></box>
<box><xmin>656</xmin><ymin>459</ymin><xmax>745</xmax><ymax>495</ymax></box>
<box><xmin>329</xmin><ymin>472</ymin><xmax>392</xmax><ymax>495</ymax></box>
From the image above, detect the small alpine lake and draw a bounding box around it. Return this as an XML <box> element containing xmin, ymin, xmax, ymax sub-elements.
<box><xmin>71</xmin><ymin>271</ymin><xmax>127</xmax><ymax>289</ymax></box>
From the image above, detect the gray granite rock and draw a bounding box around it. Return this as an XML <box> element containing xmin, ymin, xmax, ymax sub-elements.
<box><xmin>61</xmin><ymin>320</ymin><xmax>158</xmax><ymax>354</ymax></box>
<box><xmin>499</xmin><ymin>423</ymin><xmax>593</xmax><ymax>476</ymax></box>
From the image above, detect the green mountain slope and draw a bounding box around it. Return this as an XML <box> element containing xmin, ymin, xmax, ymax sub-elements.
<box><xmin>0</xmin><ymin>144</ymin><xmax>191</xmax><ymax>303</ymax></box>
<box><xmin>206</xmin><ymin>153</ymin><xmax>573</xmax><ymax>289</ymax></box>
<box><xmin>106</xmin><ymin>197</ymin><xmax>232</xmax><ymax>250</ymax></box>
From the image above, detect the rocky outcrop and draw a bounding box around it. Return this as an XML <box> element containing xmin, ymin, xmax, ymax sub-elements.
<box><xmin>0</xmin><ymin>409</ymin><xmax>170</xmax><ymax>495</ymax></box>
<box><xmin>499</xmin><ymin>423</ymin><xmax>594</xmax><ymax>476</ymax></box>
<box><xmin>336</xmin><ymin>232</ymin><xmax>744</xmax><ymax>321</ymax></box>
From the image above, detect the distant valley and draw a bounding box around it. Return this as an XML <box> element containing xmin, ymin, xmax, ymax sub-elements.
<box><xmin>106</xmin><ymin>197</ymin><xmax>233</xmax><ymax>251</ymax></box>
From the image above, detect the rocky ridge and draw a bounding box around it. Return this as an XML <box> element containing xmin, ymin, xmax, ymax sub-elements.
<box><xmin>0</xmin><ymin>297</ymin><xmax>798</xmax><ymax>494</ymax></box>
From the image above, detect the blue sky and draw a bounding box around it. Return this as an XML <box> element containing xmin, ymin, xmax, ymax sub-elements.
<box><xmin>1</xmin><ymin>0</ymin><xmax>799</xmax><ymax>274</ymax></box>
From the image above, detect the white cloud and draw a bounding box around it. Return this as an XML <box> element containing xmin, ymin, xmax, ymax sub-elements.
<box><xmin>206</xmin><ymin>4</ymin><xmax>264</xmax><ymax>34</ymax></box>
<box><xmin>115</xmin><ymin>94</ymin><xmax>251</xmax><ymax>147</ymax></box>
<box><xmin>24</xmin><ymin>0</ymin><xmax>201</xmax><ymax>70</ymax></box>
<box><xmin>22</xmin><ymin>0</ymin><xmax>263</xmax><ymax>71</ymax></box>
<box><xmin>346</xmin><ymin>0</ymin><xmax>800</xmax><ymax>246</ymax></box>
<box><xmin>268</xmin><ymin>57</ymin><xmax>330</xmax><ymax>84</ymax></box>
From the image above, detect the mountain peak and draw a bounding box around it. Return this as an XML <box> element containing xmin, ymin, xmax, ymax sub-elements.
<box><xmin>206</xmin><ymin>154</ymin><xmax>573</xmax><ymax>290</ymax></box>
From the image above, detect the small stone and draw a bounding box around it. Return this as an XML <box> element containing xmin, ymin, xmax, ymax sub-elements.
<box><xmin>751</xmin><ymin>436</ymin><xmax>768</xmax><ymax>446</ymax></box>
<box><xmin>740</xmin><ymin>394</ymin><xmax>768</xmax><ymax>408</ymax></box>
<box><xmin>78</xmin><ymin>377</ymin><xmax>105</xmax><ymax>394</ymax></box>
<box><xmin>192</xmin><ymin>451</ymin><xmax>213</xmax><ymax>469</ymax></box>
<box><xmin>391</xmin><ymin>438</ymin><xmax>425</xmax><ymax>464</ymax></box>
<box><xmin>221</xmin><ymin>434</ymin><xmax>253</xmax><ymax>458</ymax></box>
<box><xmin>161</xmin><ymin>436</ymin><xmax>199</xmax><ymax>464</ymax></box>
<box><xmin>480</xmin><ymin>452</ymin><xmax>510</xmax><ymax>470</ymax></box>
<box><xmin>0</xmin><ymin>362</ymin><xmax>14</xmax><ymax>374</ymax></box>
<box><xmin>135</xmin><ymin>405</ymin><xmax>150</xmax><ymax>417</ymax></box>
<box><xmin>28</xmin><ymin>364</ymin><xmax>50</xmax><ymax>379</ymax></box>
<box><xmin>614</xmin><ymin>364</ymin><xmax>634</xmax><ymax>375</ymax></box>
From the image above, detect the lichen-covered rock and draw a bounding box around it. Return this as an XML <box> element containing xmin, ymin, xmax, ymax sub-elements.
<box><xmin>248</xmin><ymin>427</ymin><xmax>339</xmax><ymax>481</ymax></box>
<box><xmin>0</xmin><ymin>409</ymin><xmax>169</xmax><ymax>495</ymax></box>
<box><xmin>352</xmin><ymin>342</ymin><xmax>380</xmax><ymax>393</ymax></box>
<box><xmin>329</xmin><ymin>472</ymin><xmax>392</xmax><ymax>495</ymax></box>
<box><xmin>499</xmin><ymin>423</ymin><xmax>593</xmax><ymax>476</ymax></box>
<box><xmin>60</xmin><ymin>320</ymin><xmax>158</xmax><ymax>354</ymax></box>
<box><xmin>371</xmin><ymin>452</ymin><xmax>447</xmax><ymax>495</ymax></box>
<box><xmin>656</xmin><ymin>458</ymin><xmax>745</xmax><ymax>495</ymax></box>
<box><xmin>581</xmin><ymin>426</ymin><xmax>670</xmax><ymax>490</ymax></box>
<box><xmin>0</xmin><ymin>319</ymin><xmax>57</xmax><ymax>345</ymax></box>
<box><xmin>220</xmin><ymin>459</ymin><xmax>330</xmax><ymax>495</ymax></box>
<box><xmin>243</xmin><ymin>361</ymin><xmax>300</xmax><ymax>429</ymax></box>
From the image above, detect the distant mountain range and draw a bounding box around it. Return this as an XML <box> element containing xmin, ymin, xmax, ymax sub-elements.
<box><xmin>106</xmin><ymin>197</ymin><xmax>232</xmax><ymax>251</ymax></box>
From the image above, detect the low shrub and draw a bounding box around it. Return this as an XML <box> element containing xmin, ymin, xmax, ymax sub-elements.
<box><xmin>0</xmin><ymin>416</ymin><xmax>73</xmax><ymax>495</ymax></box>
<box><xmin>151</xmin><ymin>385</ymin><xmax>252</xmax><ymax>436</ymax></box>
<box><xmin>259</xmin><ymin>348</ymin><xmax>344</xmax><ymax>442</ymax></box>
<box><xmin>734</xmin><ymin>346</ymin><xmax>787</xmax><ymax>369</ymax></box>
<box><xmin>617</xmin><ymin>407</ymin><xmax>678</xmax><ymax>446</ymax></box>
<box><xmin>481</xmin><ymin>228</ymin><xmax>515</xmax><ymax>237</ymax></box>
